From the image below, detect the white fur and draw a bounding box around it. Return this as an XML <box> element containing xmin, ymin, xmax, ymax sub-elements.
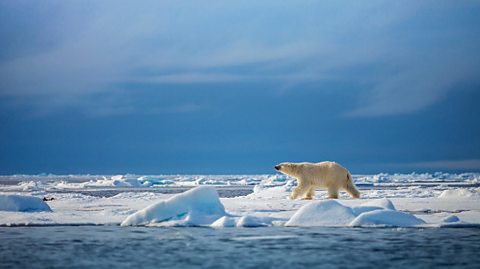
<box><xmin>275</xmin><ymin>161</ymin><xmax>360</xmax><ymax>200</ymax></box>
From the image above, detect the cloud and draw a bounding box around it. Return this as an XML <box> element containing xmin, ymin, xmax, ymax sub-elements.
<box><xmin>344</xmin><ymin>51</ymin><xmax>480</xmax><ymax>117</ymax></box>
<box><xmin>80</xmin><ymin>102</ymin><xmax>204</xmax><ymax>118</ymax></box>
<box><xmin>127</xmin><ymin>73</ymin><xmax>252</xmax><ymax>84</ymax></box>
<box><xmin>1</xmin><ymin>1</ymin><xmax>479</xmax><ymax>117</ymax></box>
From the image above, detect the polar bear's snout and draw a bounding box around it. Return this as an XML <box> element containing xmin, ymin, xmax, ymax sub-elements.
<box><xmin>274</xmin><ymin>165</ymin><xmax>281</xmax><ymax>171</ymax></box>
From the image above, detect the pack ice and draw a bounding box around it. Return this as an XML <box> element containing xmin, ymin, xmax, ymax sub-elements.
<box><xmin>1</xmin><ymin>173</ymin><xmax>479</xmax><ymax>227</ymax></box>
<box><xmin>121</xmin><ymin>187</ymin><xmax>425</xmax><ymax>228</ymax></box>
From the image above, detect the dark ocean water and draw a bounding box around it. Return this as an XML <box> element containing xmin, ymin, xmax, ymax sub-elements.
<box><xmin>0</xmin><ymin>226</ymin><xmax>479</xmax><ymax>269</ymax></box>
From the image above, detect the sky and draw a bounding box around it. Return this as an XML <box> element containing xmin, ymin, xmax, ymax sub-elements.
<box><xmin>1</xmin><ymin>1</ymin><xmax>480</xmax><ymax>174</ymax></box>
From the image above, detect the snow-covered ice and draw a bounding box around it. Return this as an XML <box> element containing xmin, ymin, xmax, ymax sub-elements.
<box><xmin>3</xmin><ymin>172</ymin><xmax>476</xmax><ymax>191</ymax></box>
<box><xmin>121</xmin><ymin>186</ymin><xmax>225</xmax><ymax>227</ymax></box>
<box><xmin>349</xmin><ymin>210</ymin><xmax>425</xmax><ymax>227</ymax></box>
<box><xmin>211</xmin><ymin>215</ymin><xmax>277</xmax><ymax>228</ymax></box>
<box><xmin>0</xmin><ymin>194</ymin><xmax>52</xmax><ymax>212</ymax></box>
<box><xmin>285</xmin><ymin>200</ymin><xmax>356</xmax><ymax>227</ymax></box>
<box><xmin>0</xmin><ymin>172</ymin><xmax>479</xmax><ymax>228</ymax></box>
<box><xmin>438</xmin><ymin>188</ymin><xmax>480</xmax><ymax>199</ymax></box>
<box><xmin>284</xmin><ymin>199</ymin><xmax>424</xmax><ymax>227</ymax></box>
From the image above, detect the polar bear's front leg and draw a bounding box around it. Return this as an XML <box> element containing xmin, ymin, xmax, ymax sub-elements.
<box><xmin>305</xmin><ymin>187</ymin><xmax>315</xmax><ymax>200</ymax></box>
<box><xmin>289</xmin><ymin>182</ymin><xmax>309</xmax><ymax>200</ymax></box>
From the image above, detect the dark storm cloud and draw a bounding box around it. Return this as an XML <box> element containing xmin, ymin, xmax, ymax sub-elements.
<box><xmin>1</xmin><ymin>1</ymin><xmax>479</xmax><ymax>116</ymax></box>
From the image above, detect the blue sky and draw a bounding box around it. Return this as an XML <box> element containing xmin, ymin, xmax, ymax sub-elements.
<box><xmin>1</xmin><ymin>1</ymin><xmax>480</xmax><ymax>174</ymax></box>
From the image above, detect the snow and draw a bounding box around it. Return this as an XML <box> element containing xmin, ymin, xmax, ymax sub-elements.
<box><xmin>121</xmin><ymin>186</ymin><xmax>226</xmax><ymax>226</ymax></box>
<box><xmin>0</xmin><ymin>195</ymin><xmax>52</xmax><ymax>212</ymax></box>
<box><xmin>211</xmin><ymin>215</ymin><xmax>276</xmax><ymax>228</ymax></box>
<box><xmin>235</xmin><ymin>216</ymin><xmax>271</xmax><ymax>227</ymax></box>
<box><xmin>247</xmin><ymin>184</ymin><xmax>292</xmax><ymax>199</ymax></box>
<box><xmin>0</xmin><ymin>173</ymin><xmax>479</xmax><ymax>228</ymax></box>
<box><xmin>284</xmin><ymin>199</ymin><xmax>424</xmax><ymax>227</ymax></box>
<box><xmin>350</xmin><ymin>210</ymin><xmax>425</xmax><ymax>227</ymax></box>
<box><xmin>211</xmin><ymin>216</ymin><xmax>237</xmax><ymax>227</ymax></box>
<box><xmin>285</xmin><ymin>200</ymin><xmax>356</xmax><ymax>227</ymax></box>
<box><xmin>351</xmin><ymin>198</ymin><xmax>396</xmax><ymax>215</ymax></box>
<box><xmin>438</xmin><ymin>188</ymin><xmax>480</xmax><ymax>199</ymax></box>
<box><xmin>443</xmin><ymin>215</ymin><xmax>460</xmax><ymax>223</ymax></box>
<box><xmin>358</xmin><ymin>198</ymin><xmax>396</xmax><ymax>210</ymax></box>
<box><xmin>18</xmin><ymin>181</ymin><xmax>41</xmax><ymax>192</ymax></box>
<box><xmin>2</xmin><ymin>172</ymin><xmax>477</xmax><ymax>192</ymax></box>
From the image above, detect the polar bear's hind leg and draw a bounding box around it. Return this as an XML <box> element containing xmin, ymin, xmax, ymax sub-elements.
<box><xmin>344</xmin><ymin>173</ymin><xmax>360</xmax><ymax>198</ymax></box>
<box><xmin>327</xmin><ymin>187</ymin><xmax>339</xmax><ymax>199</ymax></box>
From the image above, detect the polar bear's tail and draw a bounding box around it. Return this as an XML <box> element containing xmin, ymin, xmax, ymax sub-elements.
<box><xmin>345</xmin><ymin>173</ymin><xmax>360</xmax><ymax>198</ymax></box>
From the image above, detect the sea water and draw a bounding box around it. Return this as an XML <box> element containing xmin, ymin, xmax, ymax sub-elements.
<box><xmin>1</xmin><ymin>226</ymin><xmax>479</xmax><ymax>269</ymax></box>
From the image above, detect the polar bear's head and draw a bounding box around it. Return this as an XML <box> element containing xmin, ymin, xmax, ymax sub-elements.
<box><xmin>274</xmin><ymin>162</ymin><xmax>299</xmax><ymax>177</ymax></box>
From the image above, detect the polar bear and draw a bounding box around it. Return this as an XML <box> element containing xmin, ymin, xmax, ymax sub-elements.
<box><xmin>275</xmin><ymin>161</ymin><xmax>360</xmax><ymax>200</ymax></box>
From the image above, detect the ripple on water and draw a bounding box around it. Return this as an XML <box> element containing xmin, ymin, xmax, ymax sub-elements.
<box><xmin>0</xmin><ymin>226</ymin><xmax>479</xmax><ymax>269</ymax></box>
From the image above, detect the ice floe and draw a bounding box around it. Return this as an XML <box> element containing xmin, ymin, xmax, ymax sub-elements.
<box><xmin>286</xmin><ymin>199</ymin><xmax>424</xmax><ymax>227</ymax></box>
<box><xmin>1</xmin><ymin>173</ymin><xmax>480</xmax><ymax>228</ymax></box>
<box><xmin>121</xmin><ymin>188</ymin><xmax>428</xmax><ymax>228</ymax></box>
<box><xmin>0</xmin><ymin>194</ymin><xmax>52</xmax><ymax>212</ymax></box>
<box><xmin>211</xmin><ymin>215</ymin><xmax>276</xmax><ymax>228</ymax></box>
<box><xmin>442</xmin><ymin>215</ymin><xmax>460</xmax><ymax>223</ymax></box>
<box><xmin>350</xmin><ymin>210</ymin><xmax>425</xmax><ymax>227</ymax></box>
<box><xmin>285</xmin><ymin>200</ymin><xmax>356</xmax><ymax>227</ymax></box>
<box><xmin>121</xmin><ymin>186</ymin><xmax>226</xmax><ymax>226</ymax></box>
<box><xmin>438</xmin><ymin>188</ymin><xmax>480</xmax><ymax>199</ymax></box>
<box><xmin>1</xmin><ymin>172</ymin><xmax>478</xmax><ymax>192</ymax></box>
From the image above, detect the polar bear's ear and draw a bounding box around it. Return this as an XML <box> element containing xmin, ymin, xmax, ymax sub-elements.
<box><xmin>285</xmin><ymin>163</ymin><xmax>300</xmax><ymax>175</ymax></box>
<box><xmin>282</xmin><ymin>163</ymin><xmax>294</xmax><ymax>173</ymax></box>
